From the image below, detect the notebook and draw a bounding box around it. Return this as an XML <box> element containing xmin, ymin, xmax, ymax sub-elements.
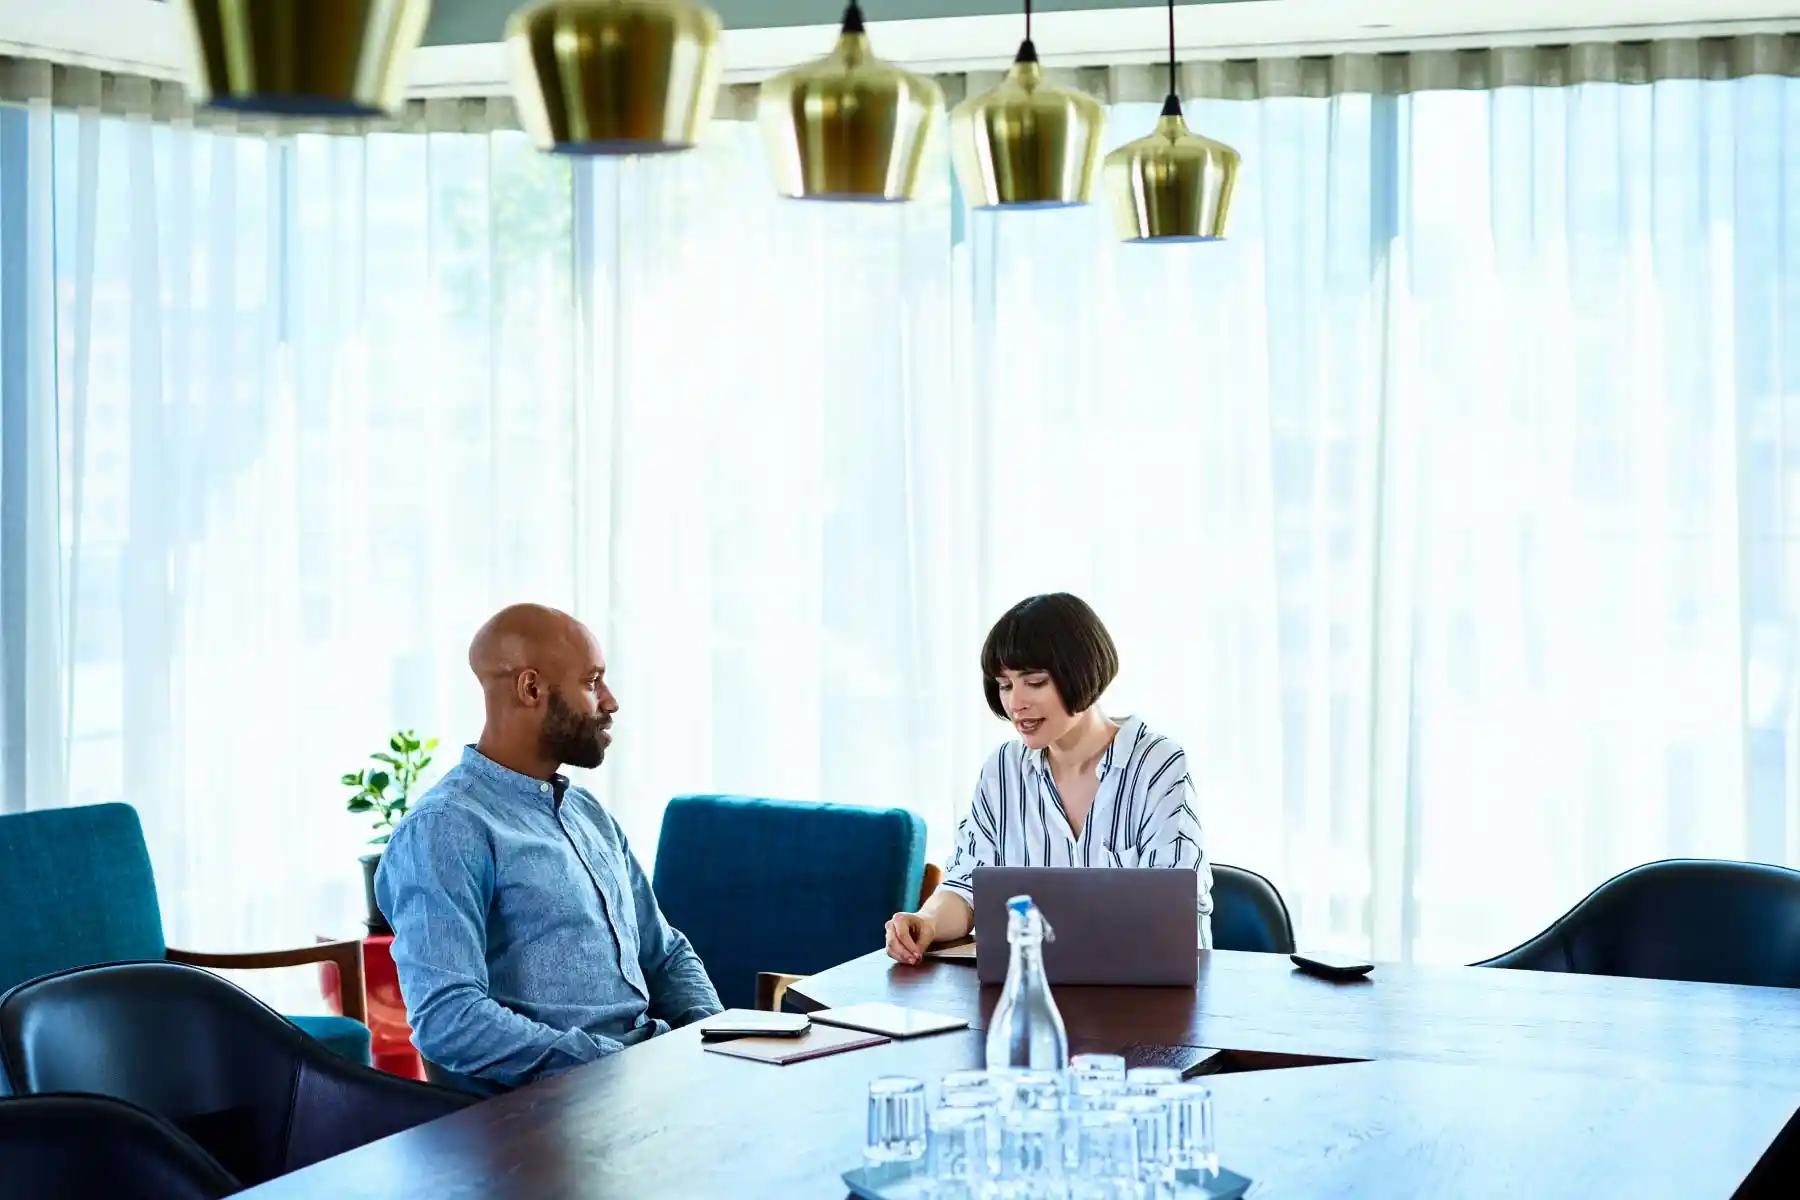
<box><xmin>811</xmin><ymin>1003</ymin><xmax>969</xmax><ymax>1039</ymax></box>
<box><xmin>923</xmin><ymin>936</ymin><xmax>977</xmax><ymax>962</ymax></box>
<box><xmin>702</xmin><ymin>1022</ymin><xmax>889</xmax><ymax>1066</ymax></box>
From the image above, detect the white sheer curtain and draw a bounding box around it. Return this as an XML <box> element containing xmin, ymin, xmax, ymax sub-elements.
<box><xmin>568</xmin><ymin>129</ymin><xmax>964</xmax><ymax>859</ymax></box>
<box><xmin>1392</xmin><ymin>77</ymin><xmax>1799</xmax><ymax>959</ymax></box>
<box><xmin>0</xmin><ymin>99</ymin><xmax>957</xmax><ymax>1009</ymax></box>
<box><xmin>3</xmin><ymin>66</ymin><xmax>1798</xmax><ymax>988</ymax></box>
<box><xmin>1</xmin><ymin>101</ymin><xmax>578</xmax><ymax>987</ymax></box>
<box><xmin>967</xmin><ymin>80</ymin><xmax>1800</xmax><ymax>961</ymax></box>
<box><xmin>959</xmin><ymin>96</ymin><xmax>1389</xmax><ymax>955</ymax></box>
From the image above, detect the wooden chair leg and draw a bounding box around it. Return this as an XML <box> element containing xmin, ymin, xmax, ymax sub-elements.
<box><xmin>755</xmin><ymin>972</ymin><xmax>807</xmax><ymax>1012</ymax></box>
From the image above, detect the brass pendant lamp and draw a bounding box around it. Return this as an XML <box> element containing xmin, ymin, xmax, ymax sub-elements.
<box><xmin>179</xmin><ymin>0</ymin><xmax>432</xmax><ymax>118</ymax></box>
<box><xmin>1102</xmin><ymin>0</ymin><xmax>1240</xmax><ymax>242</ymax></box>
<box><xmin>758</xmin><ymin>2</ymin><xmax>945</xmax><ymax>202</ymax></box>
<box><xmin>508</xmin><ymin>0</ymin><xmax>723</xmax><ymax>155</ymax></box>
<box><xmin>949</xmin><ymin>0</ymin><xmax>1105</xmax><ymax>209</ymax></box>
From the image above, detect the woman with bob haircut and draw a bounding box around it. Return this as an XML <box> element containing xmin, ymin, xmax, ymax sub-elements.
<box><xmin>885</xmin><ymin>592</ymin><xmax>1213</xmax><ymax>963</ymax></box>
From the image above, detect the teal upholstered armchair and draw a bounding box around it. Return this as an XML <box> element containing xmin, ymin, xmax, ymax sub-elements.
<box><xmin>651</xmin><ymin>795</ymin><xmax>932</xmax><ymax>1012</ymax></box>
<box><xmin>0</xmin><ymin>804</ymin><xmax>371</xmax><ymax>1081</ymax></box>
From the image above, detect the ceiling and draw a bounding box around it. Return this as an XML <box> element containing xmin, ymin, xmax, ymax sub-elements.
<box><xmin>11</xmin><ymin>1</ymin><xmax>1800</xmax><ymax>90</ymax></box>
<box><xmin>416</xmin><ymin>0</ymin><xmax>1797</xmax><ymax>45</ymax></box>
<box><xmin>424</xmin><ymin>0</ymin><xmax>1258</xmax><ymax>42</ymax></box>
<box><xmin>418</xmin><ymin>0</ymin><xmax>1800</xmax><ymax>90</ymax></box>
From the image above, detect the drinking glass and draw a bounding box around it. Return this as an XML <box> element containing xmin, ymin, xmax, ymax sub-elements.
<box><xmin>1071</xmin><ymin>1109</ymin><xmax>1140</xmax><ymax>1199</ymax></box>
<box><xmin>866</xmin><ymin>1076</ymin><xmax>928</xmax><ymax>1164</ymax></box>
<box><xmin>936</xmin><ymin>1072</ymin><xmax>993</xmax><ymax>1101</ymax></box>
<box><xmin>1160</xmin><ymin>1082</ymin><xmax>1219</xmax><ymax>1179</ymax></box>
<box><xmin>1070</xmin><ymin>1053</ymin><xmax>1127</xmax><ymax>1084</ymax></box>
<box><xmin>942</xmin><ymin>1069</ymin><xmax>1004</xmax><ymax>1176</ymax></box>
<box><xmin>1009</xmin><ymin>1068</ymin><xmax>1064</xmax><ymax>1112</ymax></box>
<box><xmin>1115</xmin><ymin>1095</ymin><xmax>1172</xmax><ymax>1187</ymax></box>
<box><xmin>927</xmin><ymin>1106</ymin><xmax>991</xmax><ymax>1199</ymax></box>
<box><xmin>999</xmin><ymin>1108</ymin><xmax>1063</xmax><ymax>1196</ymax></box>
<box><xmin>1068</xmin><ymin>1053</ymin><xmax>1128</xmax><ymax>1114</ymax></box>
<box><xmin>1124</xmin><ymin>1066</ymin><xmax>1183</xmax><ymax>1096</ymax></box>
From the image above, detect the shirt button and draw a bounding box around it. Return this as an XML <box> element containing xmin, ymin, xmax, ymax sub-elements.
<box><xmin>540</xmin><ymin>783</ymin><xmax>550</xmax><ymax>793</ymax></box>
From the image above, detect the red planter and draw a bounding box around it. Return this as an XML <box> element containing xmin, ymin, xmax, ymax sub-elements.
<box><xmin>318</xmin><ymin>934</ymin><xmax>424</xmax><ymax>1081</ymax></box>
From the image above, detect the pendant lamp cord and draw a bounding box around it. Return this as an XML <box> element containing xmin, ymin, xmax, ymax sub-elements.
<box><xmin>843</xmin><ymin>1</ymin><xmax>865</xmax><ymax>34</ymax></box>
<box><xmin>1017</xmin><ymin>0</ymin><xmax>1038</xmax><ymax>64</ymax></box>
<box><xmin>1161</xmin><ymin>0</ymin><xmax>1182</xmax><ymax>116</ymax></box>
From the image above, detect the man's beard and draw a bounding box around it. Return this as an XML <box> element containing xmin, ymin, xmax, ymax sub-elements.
<box><xmin>541</xmin><ymin>688</ymin><xmax>609</xmax><ymax>769</ymax></box>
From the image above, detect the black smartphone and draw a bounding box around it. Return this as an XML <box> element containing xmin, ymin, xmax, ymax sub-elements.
<box><xmin>697</xmin><ymin>1010</ymin><xmax>812</xmax><ymax>1040</ymax></box>
<box><xmin>1290</xmin><ymin>952</ymin><xmax>1375</xmax><ymax>981</ymax></box>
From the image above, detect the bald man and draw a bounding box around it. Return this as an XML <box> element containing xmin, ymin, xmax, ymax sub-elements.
<box><xmin>376</xmin><ymin>604</ymin><xmax>721</xmax><ymax>1094</ymax></box>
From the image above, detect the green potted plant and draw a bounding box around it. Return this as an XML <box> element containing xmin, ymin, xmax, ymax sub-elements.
<box><xmin>342</xmin><ymin>730</ymin><xmax>438</xmax><ymax>935</ymax></box>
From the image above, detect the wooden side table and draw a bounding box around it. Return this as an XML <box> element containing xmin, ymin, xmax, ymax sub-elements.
<box><xmin>318</xmin><ymin>934</ymin><xmax>424</xmax><ymax>1081</ymax></box>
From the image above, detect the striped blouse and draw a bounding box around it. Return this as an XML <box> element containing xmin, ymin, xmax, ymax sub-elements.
<box><xmin>938</xmin><ymin>715</ymin><xmax>1214</xmax><ymax>948</ymax></box>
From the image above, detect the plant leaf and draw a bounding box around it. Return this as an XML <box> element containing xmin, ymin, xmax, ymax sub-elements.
<box><xmin>369</xmin><ymin>832</ymin><xmax>391</xmax><ymax>846</ymax></box>
<box><xmin>423</xmin><ymin>738</ymin><xmax>440</xmax><ymax>751</ymax></box>
<box><xmin>389</xmin><ymin>734</ymin><xmax>405</xmax><ymax>753</ymax></box>
<box><xmin>340</xmin><ymin>772</ymin><xmax>361</xmax><ymax>786</ymax></box>
<box><xmin>367</xmin><ymin>770</ymin><xmax>391</xmax><ymax>791</ymax></box>
<box><xmin>347</xmin><ymin>797</ymin><xmax>375</xmax><ymax>812</ymax></box>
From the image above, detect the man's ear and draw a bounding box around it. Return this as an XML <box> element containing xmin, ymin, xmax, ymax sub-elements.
<box><xmin>515</xmin><ymin>668</ymin><xmax>542</xmax><ymax>707</ymax></box>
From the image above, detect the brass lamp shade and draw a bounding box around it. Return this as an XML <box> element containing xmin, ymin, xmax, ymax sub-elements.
<box><xmin>949</xmin><ymin>55</ymin><xmax>1104</xmax><ymax>209</ymax></box>
<box><xmin>758</xmin><ymin>23</ymin><xmax>944</xmax><ymax>202</ymax></box>
<box><xmin>1102</xmin><ymin>108</ymin><xmax>1240</xmax><ymax>242</ymax></box>
<box><xmin>179</xmin><ymin>0</ymin><xmax>431</xmax><ymax>118</ymax></box>
<box><xmin>508</xmin><ymin>0</ymin><xmax>722</xmax><ymax>155</ymax></box>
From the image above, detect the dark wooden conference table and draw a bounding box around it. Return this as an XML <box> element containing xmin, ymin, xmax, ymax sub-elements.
<box><xmin>241</xmin><ymin>949</ymin><xmax>1800</xmax><ymax>1198</ymax></box>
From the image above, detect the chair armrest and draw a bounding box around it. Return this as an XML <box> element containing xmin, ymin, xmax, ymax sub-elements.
<box><xmin>755</xmin><ymin>971</ymin><xmax>808</xmax><ymax>1012</ymax></box>
<box><xmin>167</xmin><ymin>939</ymin><xmax>368</xmax><ymax>1024</ymax></box>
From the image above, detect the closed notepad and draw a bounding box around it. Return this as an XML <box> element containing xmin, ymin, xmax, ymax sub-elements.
<box><xmin>923</xmin><ymin>937</ymin><xmax>976</xmax><ymax>962</ymax></box>
<box><xmin>702</xmin><ymin>1023</ymin><xmax>889</xmax><ymax>1065</ymax></box>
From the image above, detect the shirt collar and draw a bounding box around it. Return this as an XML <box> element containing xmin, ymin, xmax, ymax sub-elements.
<box><xmin>460</xmin><ymin>745</ymin><xmax>569</xmax><ymax>807</ymax></box>
<box><xmin>1026</xmin><ymin>715</ymin><xmax>1140</xmax><ymax>779</ymax></box>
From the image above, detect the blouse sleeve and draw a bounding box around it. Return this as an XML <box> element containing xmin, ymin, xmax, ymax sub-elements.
<box><xmin>1134</xmin><ymin>747</ymin><xmax>1215</xmax><ymax>946</ymax></box>
<box><xmin>937</xmin><ymin>751</ymin><xmax>1005</xmax><ymax>909</ymax></box>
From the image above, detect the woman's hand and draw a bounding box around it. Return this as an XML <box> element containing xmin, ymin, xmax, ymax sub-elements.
<box><xmin>885</xmin><ymin>911</ymin><xmax>939</xmax><ymax>965</ymax></box>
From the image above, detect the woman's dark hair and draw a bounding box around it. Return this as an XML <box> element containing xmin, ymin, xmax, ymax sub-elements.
<box><xmin>980</xmin><ymin>593</ymin><xmax>1120</xmax><ymax>720</ymax></box>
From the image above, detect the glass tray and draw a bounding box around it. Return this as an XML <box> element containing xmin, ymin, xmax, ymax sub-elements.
<box><xmin>843</xmin><ymin>1161</ymin><xmax>1254</xmax><ymax>1199</ymax></box>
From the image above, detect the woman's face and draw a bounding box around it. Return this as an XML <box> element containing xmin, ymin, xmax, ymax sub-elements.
<box><xmin>994</xmin><ymin>668</ymin><xmax>1075</xmax><ymax>749</ymax></box>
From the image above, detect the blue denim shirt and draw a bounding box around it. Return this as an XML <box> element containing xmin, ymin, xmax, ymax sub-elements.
<box><xmin>376</xmin><ymin>747</ymin><xmax>721</xmax><ymax>1090</ymax></box>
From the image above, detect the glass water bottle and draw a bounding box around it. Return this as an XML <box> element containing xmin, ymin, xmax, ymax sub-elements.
<box><xmin>985</xmin><ymin>895</ymin><xmax>1069</xmax><ymax>1072</ymax></box>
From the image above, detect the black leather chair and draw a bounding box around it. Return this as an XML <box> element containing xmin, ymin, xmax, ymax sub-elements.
<box><xmin>1474</xmin><ymin>858</ymin><xmax>1800</xmax><ymax>988</ymax></box>
<box><xmin>0</xmin><ymin>961</ymin><xmax>478</xmax><ymax>1187</ymax></box>
<box><xmin>0</xmin><ymin>1093</ymin><xmax>242</xmax><ymax>1199</ymax></box>
<box><xmin>1210</xmin><ymin>863</ymin><xmax>1297</xmax><ymax>954</ymax></box>
<box><xmin>422</xmin><ymin>1056</ymin><xmax>508</xmax><ymax>1098</ymax></box>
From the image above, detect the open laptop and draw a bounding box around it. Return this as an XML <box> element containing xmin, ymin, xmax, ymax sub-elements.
<box><xmin>972</xmin><ymin>866</ymin><xmax>1199</xmax><ymax>986</ymax></box>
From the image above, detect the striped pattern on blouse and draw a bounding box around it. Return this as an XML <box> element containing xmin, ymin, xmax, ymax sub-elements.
<box><xmin>938</xmin><ymin>715</ymin><xmax>1214</xmax><ymax>947</ymax></box>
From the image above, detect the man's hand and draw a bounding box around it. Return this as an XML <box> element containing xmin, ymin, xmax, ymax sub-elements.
<box><xmin>885</xmin><ymin>911</ymin><xmax>938</xmax><ymax>965</ymax></box>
